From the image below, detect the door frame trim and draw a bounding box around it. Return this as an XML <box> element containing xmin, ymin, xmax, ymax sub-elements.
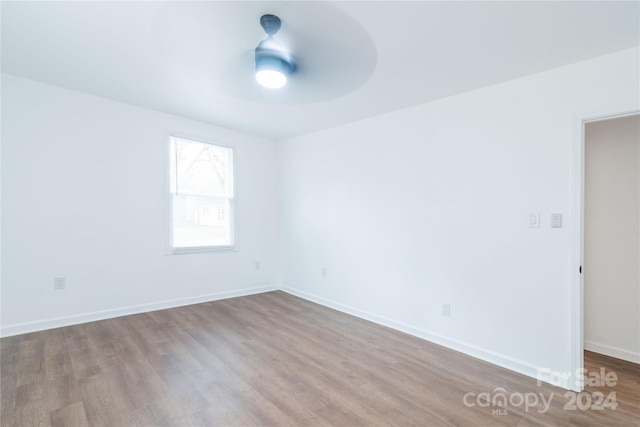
<box><xmin>570</xmin><ymin>108</ymin><xmax>639</xmax><ymax>391</ymax></box>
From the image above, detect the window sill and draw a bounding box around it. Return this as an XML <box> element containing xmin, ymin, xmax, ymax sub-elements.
<box><xmin>169</xmin><ymin>245</ymin><xmax>236</xmax><ymax>255</ymax></box>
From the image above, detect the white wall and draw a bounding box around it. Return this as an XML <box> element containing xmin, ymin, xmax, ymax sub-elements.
<box><xmin>278</xmin><ymin>48</ymin><xmax>640</xmax><ymax>385</ymax></box>
<box><xmin>584</xmin><ymin>115</ymin><xmax>640</xmax><ymax>363</ymax></box>
<box><xmin>3</xmin><ymin>47</ymin><xmax>639</xmax><ymax>387</ymax></box>
<box><xmin>1</xmin><ymin>74</ymin><xmax>280</xmax><ymax>335</ymax></box>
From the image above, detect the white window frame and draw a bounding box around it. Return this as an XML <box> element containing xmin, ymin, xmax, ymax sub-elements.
<box><xmin>168</xmin><ymin>135</ymin><xmax>236</xmax><ymax>254</ymax></box>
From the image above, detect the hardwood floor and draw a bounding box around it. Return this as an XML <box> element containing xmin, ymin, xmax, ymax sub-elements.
<box><xmin>1</xmin><ymin>291</ymin><xmax>639</xmax><ymax>426</ymax></box>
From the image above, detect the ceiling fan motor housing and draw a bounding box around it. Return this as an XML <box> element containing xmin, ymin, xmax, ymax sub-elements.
<box><xmin>255</xmin><ymin>40</ymin><xmax>296</xmax><ymax>75</ymax></box>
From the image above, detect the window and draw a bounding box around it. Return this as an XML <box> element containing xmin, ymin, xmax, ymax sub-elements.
<box><xmin>169</xmin><ymin>136</ymin><xmax>234</xmax><ymax>252</ymax></box>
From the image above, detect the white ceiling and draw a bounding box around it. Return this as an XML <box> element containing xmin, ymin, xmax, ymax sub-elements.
<box><xmin>2</xmin><ymin>1</ymin><xmax>639</xmax><ymax>140</ymax></box>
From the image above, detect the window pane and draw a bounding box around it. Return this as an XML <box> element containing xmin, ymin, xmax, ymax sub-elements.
<box><xmin>172</xmin><ymin>195</ymin><xmax>232</xmax><ymax>248</ymax></box>
<box><xmin>174</xmin><ymin>138</ymin><xmax>232</xmax><ymax>197</ymax></box>
<box><xmin>169</xmin><ymin>136</ymin><xmax>234</xmax><ymax>252</ymax></box>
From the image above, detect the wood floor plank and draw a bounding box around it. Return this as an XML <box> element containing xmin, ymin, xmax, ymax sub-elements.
<box><xmin>50</xmin><ymin>401</ymin><xmax>89</xmax><ymax>427</ymax></box>
<box><xmin>2</xmin><ymin>291</ymin><xmax>640</xmax><ymax>426</ymax></box>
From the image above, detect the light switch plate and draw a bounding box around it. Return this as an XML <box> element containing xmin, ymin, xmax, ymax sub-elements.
<box><xmin>529</xmin><ymin>213</ymin><xmax>541</xmax><ymax>228</ymax></box>
<box><xmin>551</xmin><ymin>213</ymin><xmax>563</xmax><ymax>228</ymax></box>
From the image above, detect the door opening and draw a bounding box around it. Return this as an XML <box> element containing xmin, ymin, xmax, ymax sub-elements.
<box><xmin>574</xmin><ymin>111</ymin><xmax>640</xmax><ymax>391</ymax></box>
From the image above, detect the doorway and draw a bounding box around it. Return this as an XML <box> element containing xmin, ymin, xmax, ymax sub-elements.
<box><xmin>582</xmin><ymin>113</ymin><xmax>640</xmax><ymax>369</ymax></box>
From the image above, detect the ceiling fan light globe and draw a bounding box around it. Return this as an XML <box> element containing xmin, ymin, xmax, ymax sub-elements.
<box><xmin>255</xmin><ymin>34</ymin><xmax>296</xmax><ymax>89</ymax></box>
<box><xmin>256</xmin><ymin>69</ymin><xmax>287</xmax><ymax>89</ymax></box>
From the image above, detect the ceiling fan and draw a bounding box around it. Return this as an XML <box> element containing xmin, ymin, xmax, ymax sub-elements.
<box><xmin>254</xmin><ymin>14</ymin><xmax>297</xmax><ymax>89</ymax></box>
<box><xmin>152</xmin><ymin>2</ymin><xmax>377</xmax><ymax>102</ymax></box>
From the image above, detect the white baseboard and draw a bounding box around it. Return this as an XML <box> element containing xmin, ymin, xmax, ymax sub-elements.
<box><xmin>585</xmin><ymin>340</ymin><xmax>640</xmax><ymax>364</ymax></box>
<box><xmin>281</xmin><ymin>286</ymin><xmax>571</xmax><ymax>389</ymax></box>
<box><xmin>0</xmin><ymin>285</ymin><xmax>279</xmax><ymax>337</ymax></box>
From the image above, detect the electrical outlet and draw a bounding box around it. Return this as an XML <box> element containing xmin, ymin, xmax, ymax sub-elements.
<box><xmin>442</xmin><ymin>303</ymin><xmax>451</xmax><ymax>317</ymax></box>
<box><xmin>551</xmin><ymin>213</ymin><xmax>563</xmax><ymax>228</ymax></box>
<box><xmin>322</xmin><ymin>267</ymin><xmax>327</xmax><ymax>278</ymax></box>
<box><xmin>254</xmin><ymin>261</ymin><xmax>261</xmax><ymax>270</ymax></box>
<box><xmin>54</xmin><ymin>277</ymin><xmax>66</xmax><ymax>290</ymax></box>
